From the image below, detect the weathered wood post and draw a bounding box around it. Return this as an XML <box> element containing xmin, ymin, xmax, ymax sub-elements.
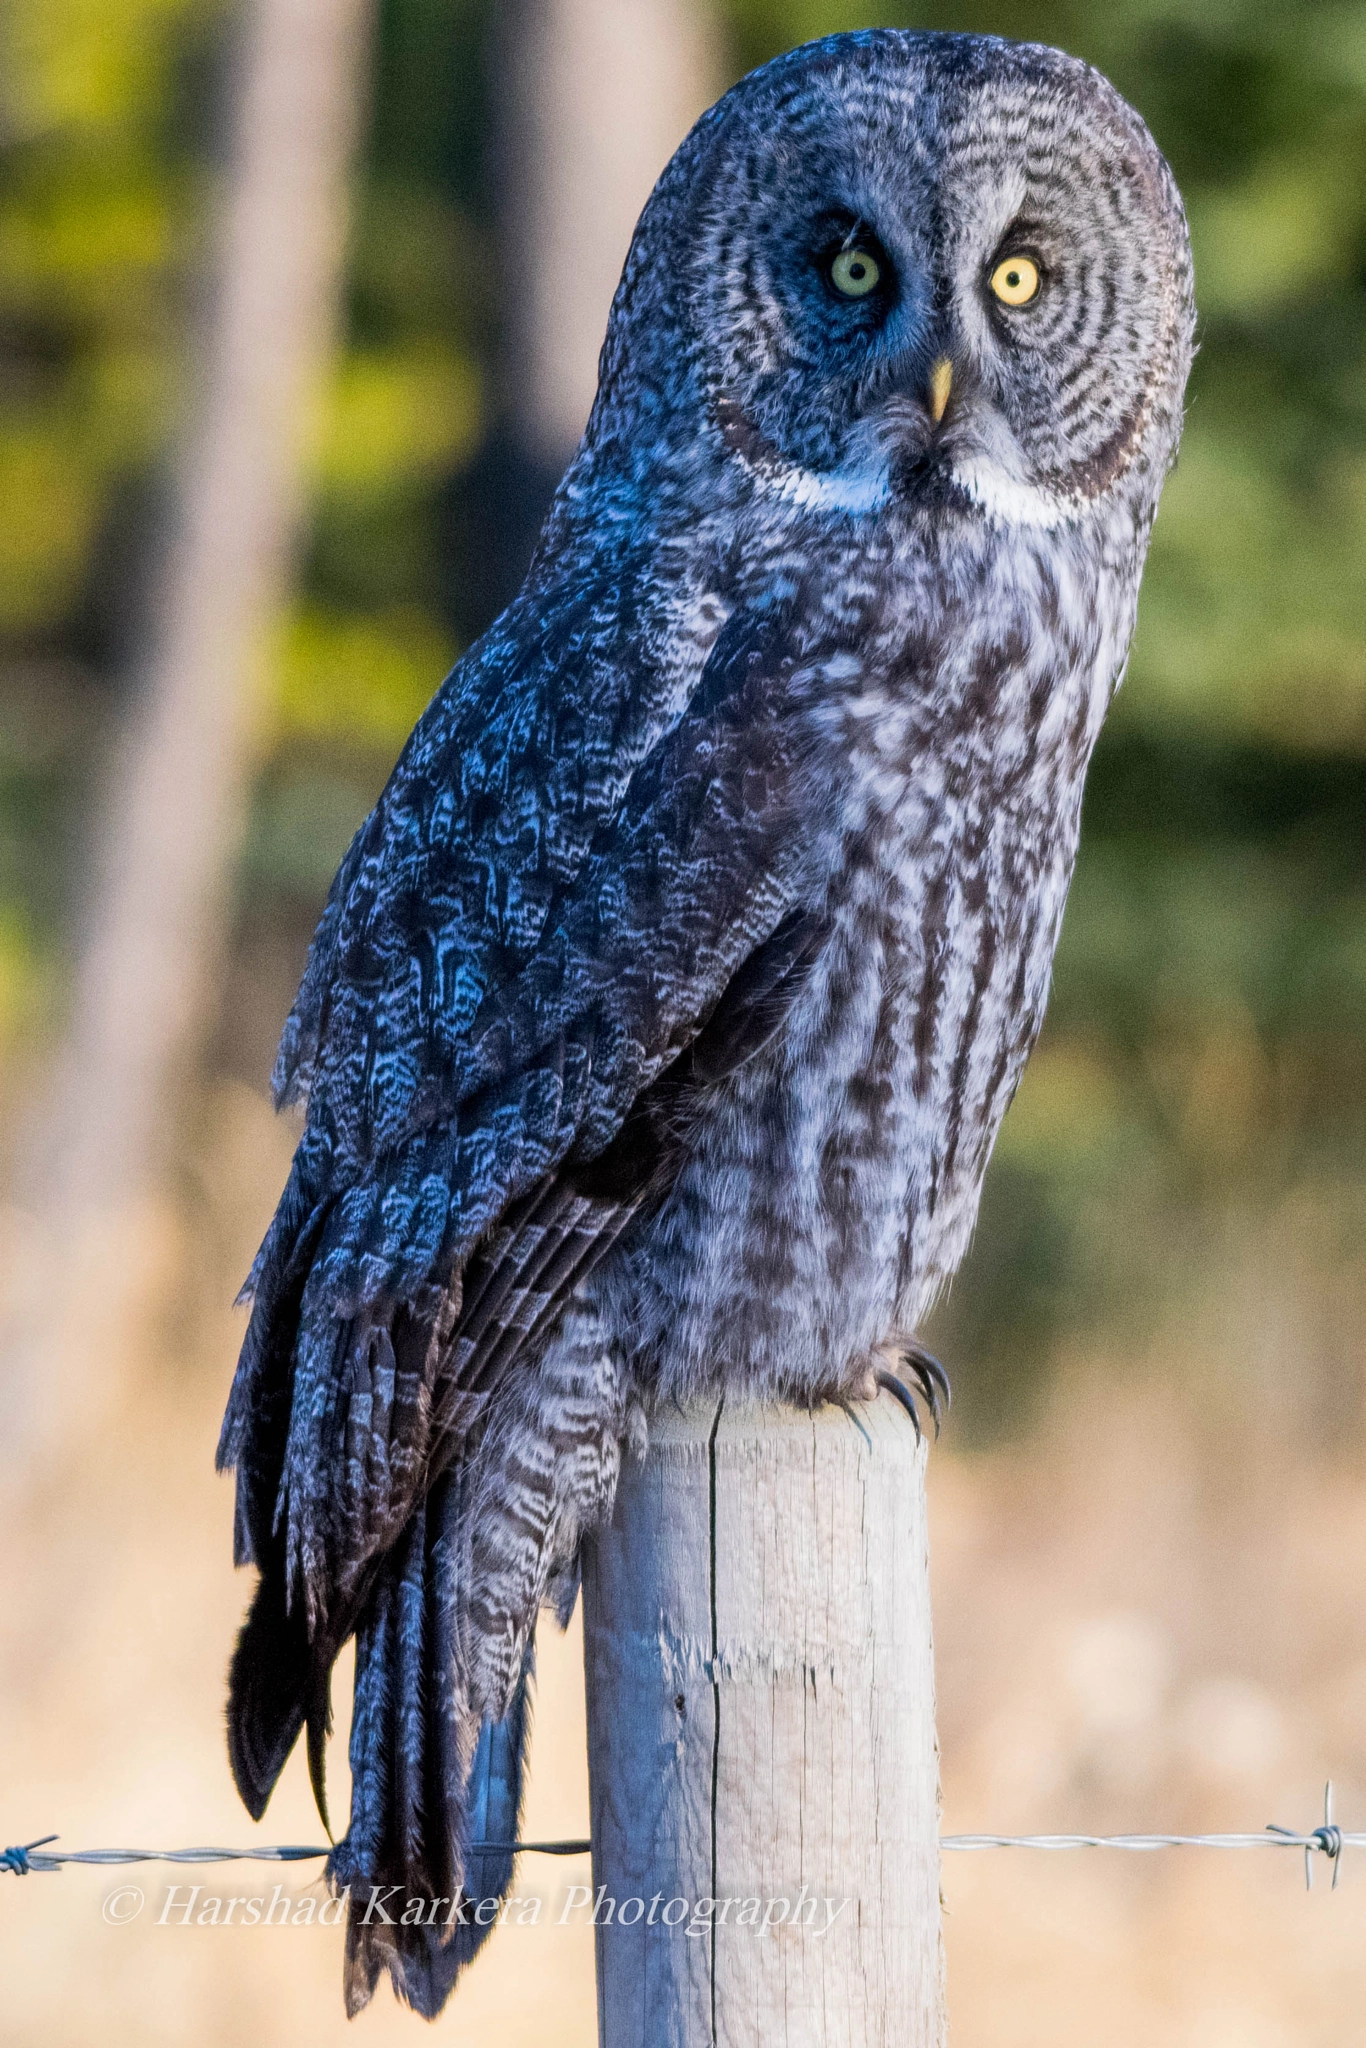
<box><xmin>582</xmin><ymin>1397</ymin><xmax>944</xmax><ymax>2047</ymax></box>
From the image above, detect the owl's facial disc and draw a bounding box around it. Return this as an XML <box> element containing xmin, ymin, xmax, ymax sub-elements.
<box><xmin>680</xmin><ymin>36</ymin><xmax>1192</xmax><ymax>531</ymax></box>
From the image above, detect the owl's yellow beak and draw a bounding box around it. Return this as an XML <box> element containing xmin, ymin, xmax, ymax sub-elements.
<box><xmin>928</xmin><ymin>357</ymin><xmax>953</xmax><ymax>425</ymax></box>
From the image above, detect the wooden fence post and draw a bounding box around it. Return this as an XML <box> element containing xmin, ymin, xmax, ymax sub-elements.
<box><xmin>581</xmin><ymin>1396</ymin><xmax>945</xmax><ymax>2048</ymax></box>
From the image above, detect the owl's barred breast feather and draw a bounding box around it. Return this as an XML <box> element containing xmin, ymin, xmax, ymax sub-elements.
<box><xmin>217</xmin><ymin>27</ymin><xmax>1193</xmax><ymax>2017</ymax></box>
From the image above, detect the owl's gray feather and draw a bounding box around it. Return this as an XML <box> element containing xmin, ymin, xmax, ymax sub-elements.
<box><xmin>217</xmin><ymin>28</ymin><xmax>1193</xmax><ymax>2015</ymax></box>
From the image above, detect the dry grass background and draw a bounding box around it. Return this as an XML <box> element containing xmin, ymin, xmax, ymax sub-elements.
<box><xmin>1</xmin><ymin>1080</ymin><xmax>1364</xmax><ymax>2044</ymax></box>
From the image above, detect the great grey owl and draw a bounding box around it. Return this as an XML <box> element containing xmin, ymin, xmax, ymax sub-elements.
<box><xmin>218</xmin><ymin>28</ymin><xmax>1193</xmax><ymax>2016</ymax></box>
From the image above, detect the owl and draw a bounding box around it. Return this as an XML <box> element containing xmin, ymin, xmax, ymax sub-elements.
<box><xmin>218</xmin><ymin>29</ymin><xmax>1193</xmax><ymax>2016</ymax></box>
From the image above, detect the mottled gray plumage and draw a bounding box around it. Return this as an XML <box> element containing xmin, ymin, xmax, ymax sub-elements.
<box><xmin>218</xmin><ymin>29</ymin><xmax>1193</xmax><ymax>2016</ymax></box>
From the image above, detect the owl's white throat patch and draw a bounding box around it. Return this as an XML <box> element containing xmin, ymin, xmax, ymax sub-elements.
<box><xmin>949</xmin><ymin>452</ymin><xmax>1078</xmax><ymax>532</ymax></box>
<box><xmin>759</xmin><ymin>441</ymin><xmax>1076</xmax><ymax>529</ymax></box>
<box><xmin>720</xmin><ymin>390</ymin><xmax>1081</xmax><ymax>530</ymax></box>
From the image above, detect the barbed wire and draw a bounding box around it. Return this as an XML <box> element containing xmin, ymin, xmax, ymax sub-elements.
<box><xmin>0</xmin><ymin>1838</ymin><xmax>590</xmax><ymax>1876</ymax></box>
<box><xmin>2</xmin><ymin>1788</ymin><xmax>1356</xmax><ymax>1890</ymax></box>
<box><xmin>943</xmin><ymin>1786</ymin><xmax>1358</xmax><ymax>1890</ymax></box>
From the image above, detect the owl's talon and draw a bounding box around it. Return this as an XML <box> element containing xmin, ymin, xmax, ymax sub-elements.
<box><xmin>875</xmin><ymin>1367</ymin><xmax>924</xmax><ymax>1439</ymax></box>
<box><xmin>875</xmin><ymin>1343</ymin><xmax>951</xmax><ymax>1439</ymax></box>
<box><xmin>902</xmin><ymin>1342</ymin><xmax>951</xmax><ymax>1431</ymax></box>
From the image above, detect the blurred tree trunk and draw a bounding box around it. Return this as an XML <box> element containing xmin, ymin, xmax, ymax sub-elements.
<box><xmin>465</xmin><ymin>0</ymin><xmax>719</xmax><ymax>621</ymax></box>
<box><xmin>0</xmin><ymin>0</ymin><xmax>376</xmax><ymax>1474</ymax></box>
<box><xmin>501</xmin><ymin>0</ymin><xmax>719</xmax><ymax>463</ymax></box>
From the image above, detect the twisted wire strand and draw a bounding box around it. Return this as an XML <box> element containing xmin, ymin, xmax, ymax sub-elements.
<box><xmin>940</xmin><ymin>1832</ymin><xmax>1359</xmax><ymax>1851</ymax></box>
<box><xmin>2</xmin><ymin>1811</ymin><xmax>1355</xmax><ymax>1886</ymax></box>
<box><xmin>943</xmin><ymin>1789</ymin><xmax>1355</xmax><ymax>1890</ymax></box>
<box><xmin>0</xmin><ymin>1838</ymin><xmax>592</xmax><ymax>1876</ymax></box>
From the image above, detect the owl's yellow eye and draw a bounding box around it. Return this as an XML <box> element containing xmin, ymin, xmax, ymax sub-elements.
<box><xmin>830</xmin><ymin>247</ymin><xmax>881</xmax><ymax>298</ymax></box>
<box><xmin>989</xmin><ymin>254</ymin><xmax>1041</xmax><ymax>307</ymax></box>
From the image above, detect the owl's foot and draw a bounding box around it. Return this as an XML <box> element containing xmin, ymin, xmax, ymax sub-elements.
<box><xmin>874</xmin><ymin>1342</ymin><xmax>950</xmax><ymax>1440</ymax></box>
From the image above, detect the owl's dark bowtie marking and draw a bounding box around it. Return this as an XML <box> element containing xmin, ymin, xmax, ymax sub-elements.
<box><xmin>217</xmin><ymin>28</ymin><xmax>1193</xmax><ymax>2017</ymax></box>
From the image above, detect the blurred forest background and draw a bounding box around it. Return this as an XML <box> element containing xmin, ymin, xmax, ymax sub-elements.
<box><xmin>1</xmin><ymin>2</ymin><xmax>1365</xmax><ymax>2043</ymax></box>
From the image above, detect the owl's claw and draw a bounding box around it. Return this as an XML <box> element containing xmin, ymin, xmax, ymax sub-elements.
<box><xmin>875</xmin><ymin>1343</ymin><xmax>951</xmax><ymax>1439</ymax></box>
<box><xmin>905</xmin><ymin>1341</ymin><xmax>950</xmax><ymax>1429</ymax></box>
<box><xmin>875</xmin><ymin>1367</ymin><xmax>923</xmax><ymax>1437</ymax></box>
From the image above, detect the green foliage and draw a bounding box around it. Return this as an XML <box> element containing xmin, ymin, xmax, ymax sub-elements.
<box><xmin>0</xmin><ymin>0</ymin><xmax>495</xmax><ymax>1041</ymax></box>
<box><xmin>264</xmin><ymin>0</ymin><xmax>497</xmax><ymax>901</ymax></box>
<box><xmin>0</xmin><ymin>0</ymin><xmax>222</xmax><ymax>1042</ymax></box>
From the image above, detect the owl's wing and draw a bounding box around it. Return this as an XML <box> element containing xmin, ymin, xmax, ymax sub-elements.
<box><xmin>272</xmin><ymin>568</ymin><xmax>748</xmax><ymax>1182</ymax></box>
<box><xmin>218</xmin><ymin>600</ymin><xmax>833</xmax><ymax>1818</ymax></box>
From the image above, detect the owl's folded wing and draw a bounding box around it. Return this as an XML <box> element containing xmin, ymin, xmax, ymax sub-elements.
<box><xmin>218</xmin><ymin>603</ymin><xmax>837</xmax><ymax>1819</ymax></box>
<box><xmin>272</xmin><ymin>587</ymin><xmax>796</xmax><ymax>1182</ymax></box>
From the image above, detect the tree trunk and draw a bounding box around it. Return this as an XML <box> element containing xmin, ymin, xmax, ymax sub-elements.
<box><xmin>500</xmin><ymin>0</ymin><xmax>719</xmax><ymax>463</ymax></box>
<box><xmin>463</xmin><ymin>0</ymin><xmax>719</xmax><ymax>627</ymax></box>
<box><xmin>0</xmin><ymin>0</ymin><xmax>376</xmax><ymax>1472</ymax></box>
<box><xmin>582</xmin><ymin>1397</ymin><xmax>945</xmax><ymax>2047</ymax></box>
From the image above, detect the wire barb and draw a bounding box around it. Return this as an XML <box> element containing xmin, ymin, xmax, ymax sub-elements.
<box><xmin>1</xmin><ymin>1837</ymin><xmax>58</xmax><ymax>1875</ymax></box>
<box><xmin>1268</xmin><ymin>1781</ymin><xmax>1345</xmax><ymax>1889</ymax></box>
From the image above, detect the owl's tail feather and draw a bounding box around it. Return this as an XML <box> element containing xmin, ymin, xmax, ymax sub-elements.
<box><xmin>226</xmin><ymin>1535</ymin><xmax>316</xmax><ymax>1822</ymax></box>
<box><xmin>226</xmin><ymin>1484</ymin><xmax>533</xmax><ymax>2020</ymax></box>
<box><xmin>328</xmin><ymin>1466</ymin><xmax>533</xmax><ymax>2019</ymax></box>
<box><xmin>226</xmin><ymin>1518</ymin><xmax>348</xmax><ymax>1840</ymax></box>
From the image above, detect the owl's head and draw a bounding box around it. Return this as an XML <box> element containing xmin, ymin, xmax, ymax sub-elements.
<box><xmin>597</xmin><ymin>31</ymin><xmax>1194</xmax><ymax>533</ymax></box>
